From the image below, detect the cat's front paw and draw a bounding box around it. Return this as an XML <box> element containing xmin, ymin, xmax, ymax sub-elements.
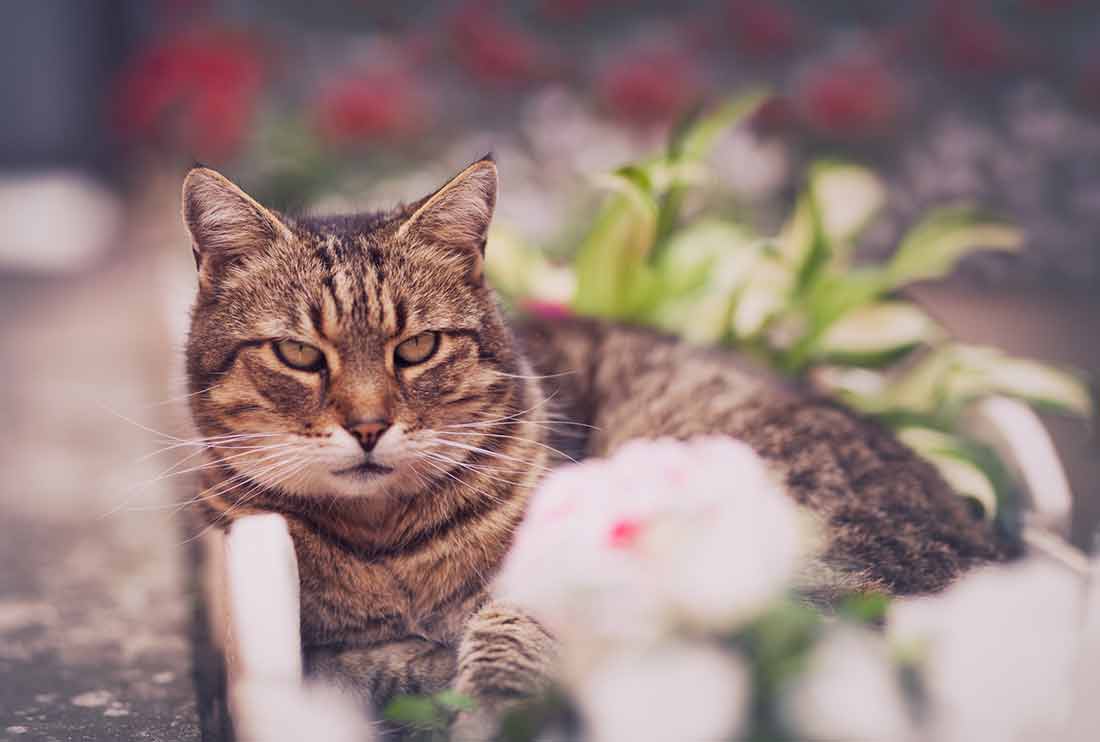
<box><xmin>450</xmin><ymin>601</ymin><xmax>557</xmax><ymax>738</ymax></box>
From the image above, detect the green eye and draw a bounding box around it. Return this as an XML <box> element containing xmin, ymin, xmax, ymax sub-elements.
<box><xmin>395</xmin><ymin>331</ymin><xmax>440</xmax><ymax>366</ymax></box>
<box><xmin>273</xmin><ymin>339</ymin><xmax>325</xmax><ymax>371</ymax></box>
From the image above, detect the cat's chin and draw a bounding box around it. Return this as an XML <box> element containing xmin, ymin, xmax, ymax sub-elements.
<box><xmin>288</xmin><ymin>464</ymin><xmax>424</xmax><ymax>500</ymax></box>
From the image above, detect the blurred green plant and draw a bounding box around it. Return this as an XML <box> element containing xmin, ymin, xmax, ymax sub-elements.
<box><xmin>488</xmin><ymin>93</ymin><xmax>1093</xmax><ymax>525</ymax></box>
<box><xmin>383</xmin><ymin>690</ymin><xmax>476</xmax><ymax>740</ymax></box>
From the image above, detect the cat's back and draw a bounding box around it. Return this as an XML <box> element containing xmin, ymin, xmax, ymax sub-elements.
<box><xmin>514</xmin><ymin>316</ymin><xmax>1005</xmax><ymax>595</ymax></box>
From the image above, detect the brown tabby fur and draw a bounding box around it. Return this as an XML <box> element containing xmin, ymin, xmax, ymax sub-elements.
<box><xmin>182</xmin><ymin>158</ymin><xmax>1002</xmax><ymax>730</ymax></box>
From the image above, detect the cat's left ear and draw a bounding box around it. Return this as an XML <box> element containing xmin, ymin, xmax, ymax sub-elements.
<box><xmin>182</xmin><ymin>166</ymin><xmax>292</xmax><ymax>288</ymax></box>
<box><xmin>396</xmin><ymin>155</ymin><xmax>497</xmax><ymax>279</ymax></box>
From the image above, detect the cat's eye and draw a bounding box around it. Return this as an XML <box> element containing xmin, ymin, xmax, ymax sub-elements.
<box><xmin>395</xmin><ymin>331</ymin><xmax>440</xmax><ymax>366</ymax></box>
<box><xmin>273</xmin><ymin>339</ymin><xmax>325</xmax><ymax>371</ymax></box>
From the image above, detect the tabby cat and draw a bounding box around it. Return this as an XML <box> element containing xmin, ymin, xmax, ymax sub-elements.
<box><xmin>182</xmin><ymin>157</ymin><xmax>1001</xmax><ymax>732</ymax></box>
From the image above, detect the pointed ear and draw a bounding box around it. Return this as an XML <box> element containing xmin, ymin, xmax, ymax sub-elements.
<box><xmin>182</xmin><ymin>167</ymin><xmax>291</xmax><ymax>285</ymax></box>
<box><xmin>396</xmin><ymin>156</ymin><xmax>497</xmax><ymax>277</ymax></box>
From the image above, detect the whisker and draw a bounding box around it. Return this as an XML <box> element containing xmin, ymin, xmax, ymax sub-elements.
<box><xmin>416</xmin><ymin>456</ymin><xmax>511</xmax><ymax>506</ymax></box>
<box><xmin>218</xmin><ymin>456</ymin><xmax>311</xmax><ymax>518</ymax></box>
<box><xmin>123</xmin><ymin>448</ymin><xmax>305</xmax><ymax>515</ymax></box>
<box><xmin>181</xmin><ymin>456</ymin><xmax>311</xmax><ymax>544</ymax></box>
<box><xmin>455</xmin><ymin>418</ymin><xmax>599</xmax><ymax>431</ymax></box>
<box><xmin>429</xmin><ymin>439</ymin><xmax>555</xmax><ymax>473</ymax></box>
<box><xmin>488</xmin><ymin>369</ymin><xmax>577</xmax><ymax>381</ymax></box>
<box><xmin>110</xmin><ymin>443</ymin><xmax>300</xmax><ymax>515</ymax></box>
<box><xmin>149</xmin><ymin>442</ymin><xmax>299</xmax><ymax>486</ymax></box>
<box><xmin>436</xmin><ymin>430</ymin><xmax>577</xmax><ymax>463</ymax></box>
<box><xmin>99</xmin><ymin>404</ymin><xmax>198</xmax><ymax>444</ymax></box>
<box><xmin>138</xmin><ymin>383</ymin><xmax>224</xmax><ymax>410</ymax></box>
<box><xmin>446</xmin><ymin>390</ymin><xmax>562</xmax><ymax>429</ymax></box>
<box><xmin>136</xmin><ymin>432</ymin><xmax>286</xmax><ymax>461</ymax></box>
<box><xmin>418</xmin><ymin>450</ymin><xmax>535</xmax><ymax>489</ymax></box>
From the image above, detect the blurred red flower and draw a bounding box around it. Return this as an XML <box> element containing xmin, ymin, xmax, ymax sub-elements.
<box><xmin>750</xmin><ymin>94</ymin><xmax>797</xmax><ymax>135</ymax></box>
<box><xmin>931</xmin><ymin>0</ymin><xmax>1020</xmax><ymax>75</ymax></box>
<box><xmin>111</xmin><ymin>27</ymin><xmax>266</xmax><ymax>160</ymax></box>
<box><xmin>727</xmin><ymin>0</ymin><xmax>800</xmax><ymax>59</ymax></box>
<box><xmin>798</xmin><ymin>57</ymin><xmax>901</xmax><ymax>138</ymax></box>
<box><xmin>450</xmin><ymin>2</ymin><xmax>550</xmax><ymax>86</ymax></box>
<box><xmin>598</xmin><ymin>45</ymin><xmax>705</xmax><ymax>126</ymax></box>
<box><xmin>313</xmin><ymin>70</ymin><xmax>427</xmax><ymax>147</ymax></box>
<box><xmin>522</xmin><ymin>299</ymin><xmax>574</xmax><ymax>321</ymax></box>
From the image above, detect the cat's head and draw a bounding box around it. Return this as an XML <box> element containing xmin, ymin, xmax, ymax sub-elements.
<box><xmin>183</xmin><ymin>157</ymin><xmax>532</xmax><ymax>500</ymax></box>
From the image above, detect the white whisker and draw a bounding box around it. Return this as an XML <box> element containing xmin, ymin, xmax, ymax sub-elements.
<box><xmin>139</xmin><ymin>383</ymin><xmax>224</xmax><ymax>410</ymax></box>
<box><xmin>436</xmin><ymin>430</ymin><xmax>577</xmax><ymax>463</ymax></box>
<box><xmin>418</xmin><ymin>449</ymin><xmax>535</xmax><ymax>489</ymax></box>
<box><xmin>430</xmin><ymin>438</ymin><xmax>555</xmax><ymax>473</ymax></box>
<box><xmin>446</xmin><ymin>390</ymin><xmax>562</xmax><ymax>429</ymax></box>
<box><xmin>488</xmin><ymin>369</ymin><xmax>576</xmax><ymax>381</ymax></box>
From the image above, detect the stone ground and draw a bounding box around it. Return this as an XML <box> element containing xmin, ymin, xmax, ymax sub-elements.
<box><xmin>0</xmin><ymin>173</ymin><xmax>1096</xmax><ymax>741</ymax></box>
<box><xmin>0</xmin><ymin>179</ymin><xmax>203</xmax><ymax>742</ymax></box>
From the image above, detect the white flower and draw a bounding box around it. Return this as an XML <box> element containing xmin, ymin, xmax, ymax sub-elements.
<box><xmin>577</xmin><ymin>641</ymin><xmax>749</xmax><ymax>742</ymax></box>
<box><xmin>888</xmin><ymin>558</ymin><xmax>1083</xmax><ymax>742</ymax></box>
<box><xmin>495</xmin><ymin>436</ymin><xmax>815</xmax><ymax>650</ymax></box>
<box><xmin>786</xmin><ymin>626</ymin><xmax>917</xmax><ymax>742</ymax></box>
<box><xmin>233</xmin><ymin>680</ymin><xmax>372</xmax><ymax>742</ymax></box>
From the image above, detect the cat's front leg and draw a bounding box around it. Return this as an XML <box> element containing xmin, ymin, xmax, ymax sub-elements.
<box><xmin>305</xmin><ymin>638</ymin><xmax>457</xmax><ymax>711</ymax></box>
<box><xmin>451</xmin><ymin>601</ymin><xmax>557</xmax><ymax>739</ymax></box>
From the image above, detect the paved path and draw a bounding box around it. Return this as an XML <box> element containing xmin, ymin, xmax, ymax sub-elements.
<box><xmin>0</xmin><ymin>185</ymin><xmax>203</xmax><ymax>741</ymax></box>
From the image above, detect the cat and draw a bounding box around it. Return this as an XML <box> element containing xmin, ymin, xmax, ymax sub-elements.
<box><xmin>182</xmin><ymin>156</ymin><xmax>1002</xmax><ymax>731</ymax></box>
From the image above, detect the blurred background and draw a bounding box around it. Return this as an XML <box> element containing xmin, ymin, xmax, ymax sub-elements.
<box><xmin>0</xmin><ymin>1</ymin><xmax>1097</xmax><ymax>738</ymax></box>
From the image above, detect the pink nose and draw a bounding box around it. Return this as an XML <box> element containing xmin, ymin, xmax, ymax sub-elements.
<box><xmin>347</xmin><ymin>419</ymin><xmax>391</xmax><ymax>453</ymax></box>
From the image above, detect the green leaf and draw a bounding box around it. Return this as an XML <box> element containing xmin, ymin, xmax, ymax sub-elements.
<box><xmin>837</xmin><ymin>592</ymin><xmax>891</xmax><ymax>624</ymax></box>
<box><xmin>649</xmin><ymin>221</ymin><xmax>759</xmax><ymax>342</ymax></box>
<box><xmin>780</xmin><ymin>269</ymin><xmax>889</xmax><ymax>372</ymax></box>
<box><xmin>802</xmin><ymin>270</ymin><xmax>890</xmax><ymax>334</ymax></box>
<box><xmin>886</xmin><ymin>208</ymin><xmax>1023</xmax><ymax>289</ymax></box>
<box><xmin>886</xmin><ymin>345</ymin><xmax>1094</xmax><ymax>422</ymax></box>
<box><xmin>777</xmin><ymin>192</ymin><xmax>816</xmax><ymax>274</ymax></box>
<box><xmin>572</xmin><ymin>172</ymin><xmax>659</xmax><ymax>318</ymax></box>
<box><xmin>730</xmin><ymin>253</ymin><xmax>793</xmax><ymax>339</ymax></box>
<box><xmin>383</xmin><ymin>695</ymin><xmax>446</xmax><ymax>727</ymax></box>
<box><xmin>433</xmin><ymin>690</ymin><xmax>476</xmax><ymax>713</ymax></box>
<box><xmin>878</xmin><ymin>346</ymin><xmax>958</xmax><ymax>417</ymax></box>
<box><xmin>674</xmin><ymin>90</ymin><xmax>770</xmax><ymax>163</ymax></box>
<box><xmin>652</xmin><ymin>92</ymin><xmax>769</xmax><ymax>256</ymax></box>
<box><xmin>654</xmin><ymin>220</ymin><xmax>753</xmax><ymax>296</ymax></box>
<box><xmin>970</xmin><ymin>355</ymin><xmax>1093</xmax><ymax>418</ymax></box>
<box><xmin>814</xmin><ymin>302</ymin><xmax>942</xmax><ymax>367</ymax></box>
<box><xmin>792</xmin><ymin>191</ymin><xmax>831</xmax><ymax>295</ymax></box>
<box><xmin>777</xmin><ymin>162</ymin><xmax>884</xmax><ymax>289</ymax></box>
<box><xmin>896</xmin><ymin>427</ymin><xmax>998</xmax><ymax>518</ymax></box>
<box><xmin>810</xmin><ymin>162</ymin><xmax>885</xmax><ymax>256</ymax></box>
<box><xmin>741</xmin><ymin>600</ymin><xmax>824</xmax><ymax>694</ymax></box>
<box><xmin>808</xmin><ymin>366</ymin><xmax>892</xmax><ymax>414</ymax></box>
<box><xmin>613</xmin><ymin>163</ymin><xmax>655</xmax><ymax>195</ymax></box>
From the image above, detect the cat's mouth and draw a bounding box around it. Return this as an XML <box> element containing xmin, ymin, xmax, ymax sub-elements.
<box><xmin>332</xmin><ymin>461</ymin><xmax>395</xmax><ymax>478</ymax></box>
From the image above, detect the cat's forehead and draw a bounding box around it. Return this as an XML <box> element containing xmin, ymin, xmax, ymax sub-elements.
<box><xmin>237</xmin><ymin>217</ymin><xmax>480</xmax><ymax>343</ymax></box>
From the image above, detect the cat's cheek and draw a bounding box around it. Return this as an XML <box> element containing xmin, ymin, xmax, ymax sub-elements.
<box><xmin>239</xmin><ymin>353</ymin><xmax>307</xmax><ymax>396</ymax></box>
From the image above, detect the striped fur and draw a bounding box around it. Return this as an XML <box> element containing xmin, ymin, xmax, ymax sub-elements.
<box><xmin>182</xmin><ymin>161</ymin><xmax>1002</xmax><ymax>730</ymax></box>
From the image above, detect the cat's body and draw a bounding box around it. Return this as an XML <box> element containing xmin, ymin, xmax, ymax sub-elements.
<box><xmin>182</xmin><ymin>158</ymin><xmax>1001</xmax><ymax>725</ymax></box>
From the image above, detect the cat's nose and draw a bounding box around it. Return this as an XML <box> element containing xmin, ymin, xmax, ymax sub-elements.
<box><xmin>346</xmin><ymin>419</ymin><xmax>391</xmax><ymax>453</ymax></box>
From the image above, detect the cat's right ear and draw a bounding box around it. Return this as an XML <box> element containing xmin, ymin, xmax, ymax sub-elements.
<box><xmin>182</xmin><ymin>167</ymin><xmax>291</xmax><ymax>286</ymax></box>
